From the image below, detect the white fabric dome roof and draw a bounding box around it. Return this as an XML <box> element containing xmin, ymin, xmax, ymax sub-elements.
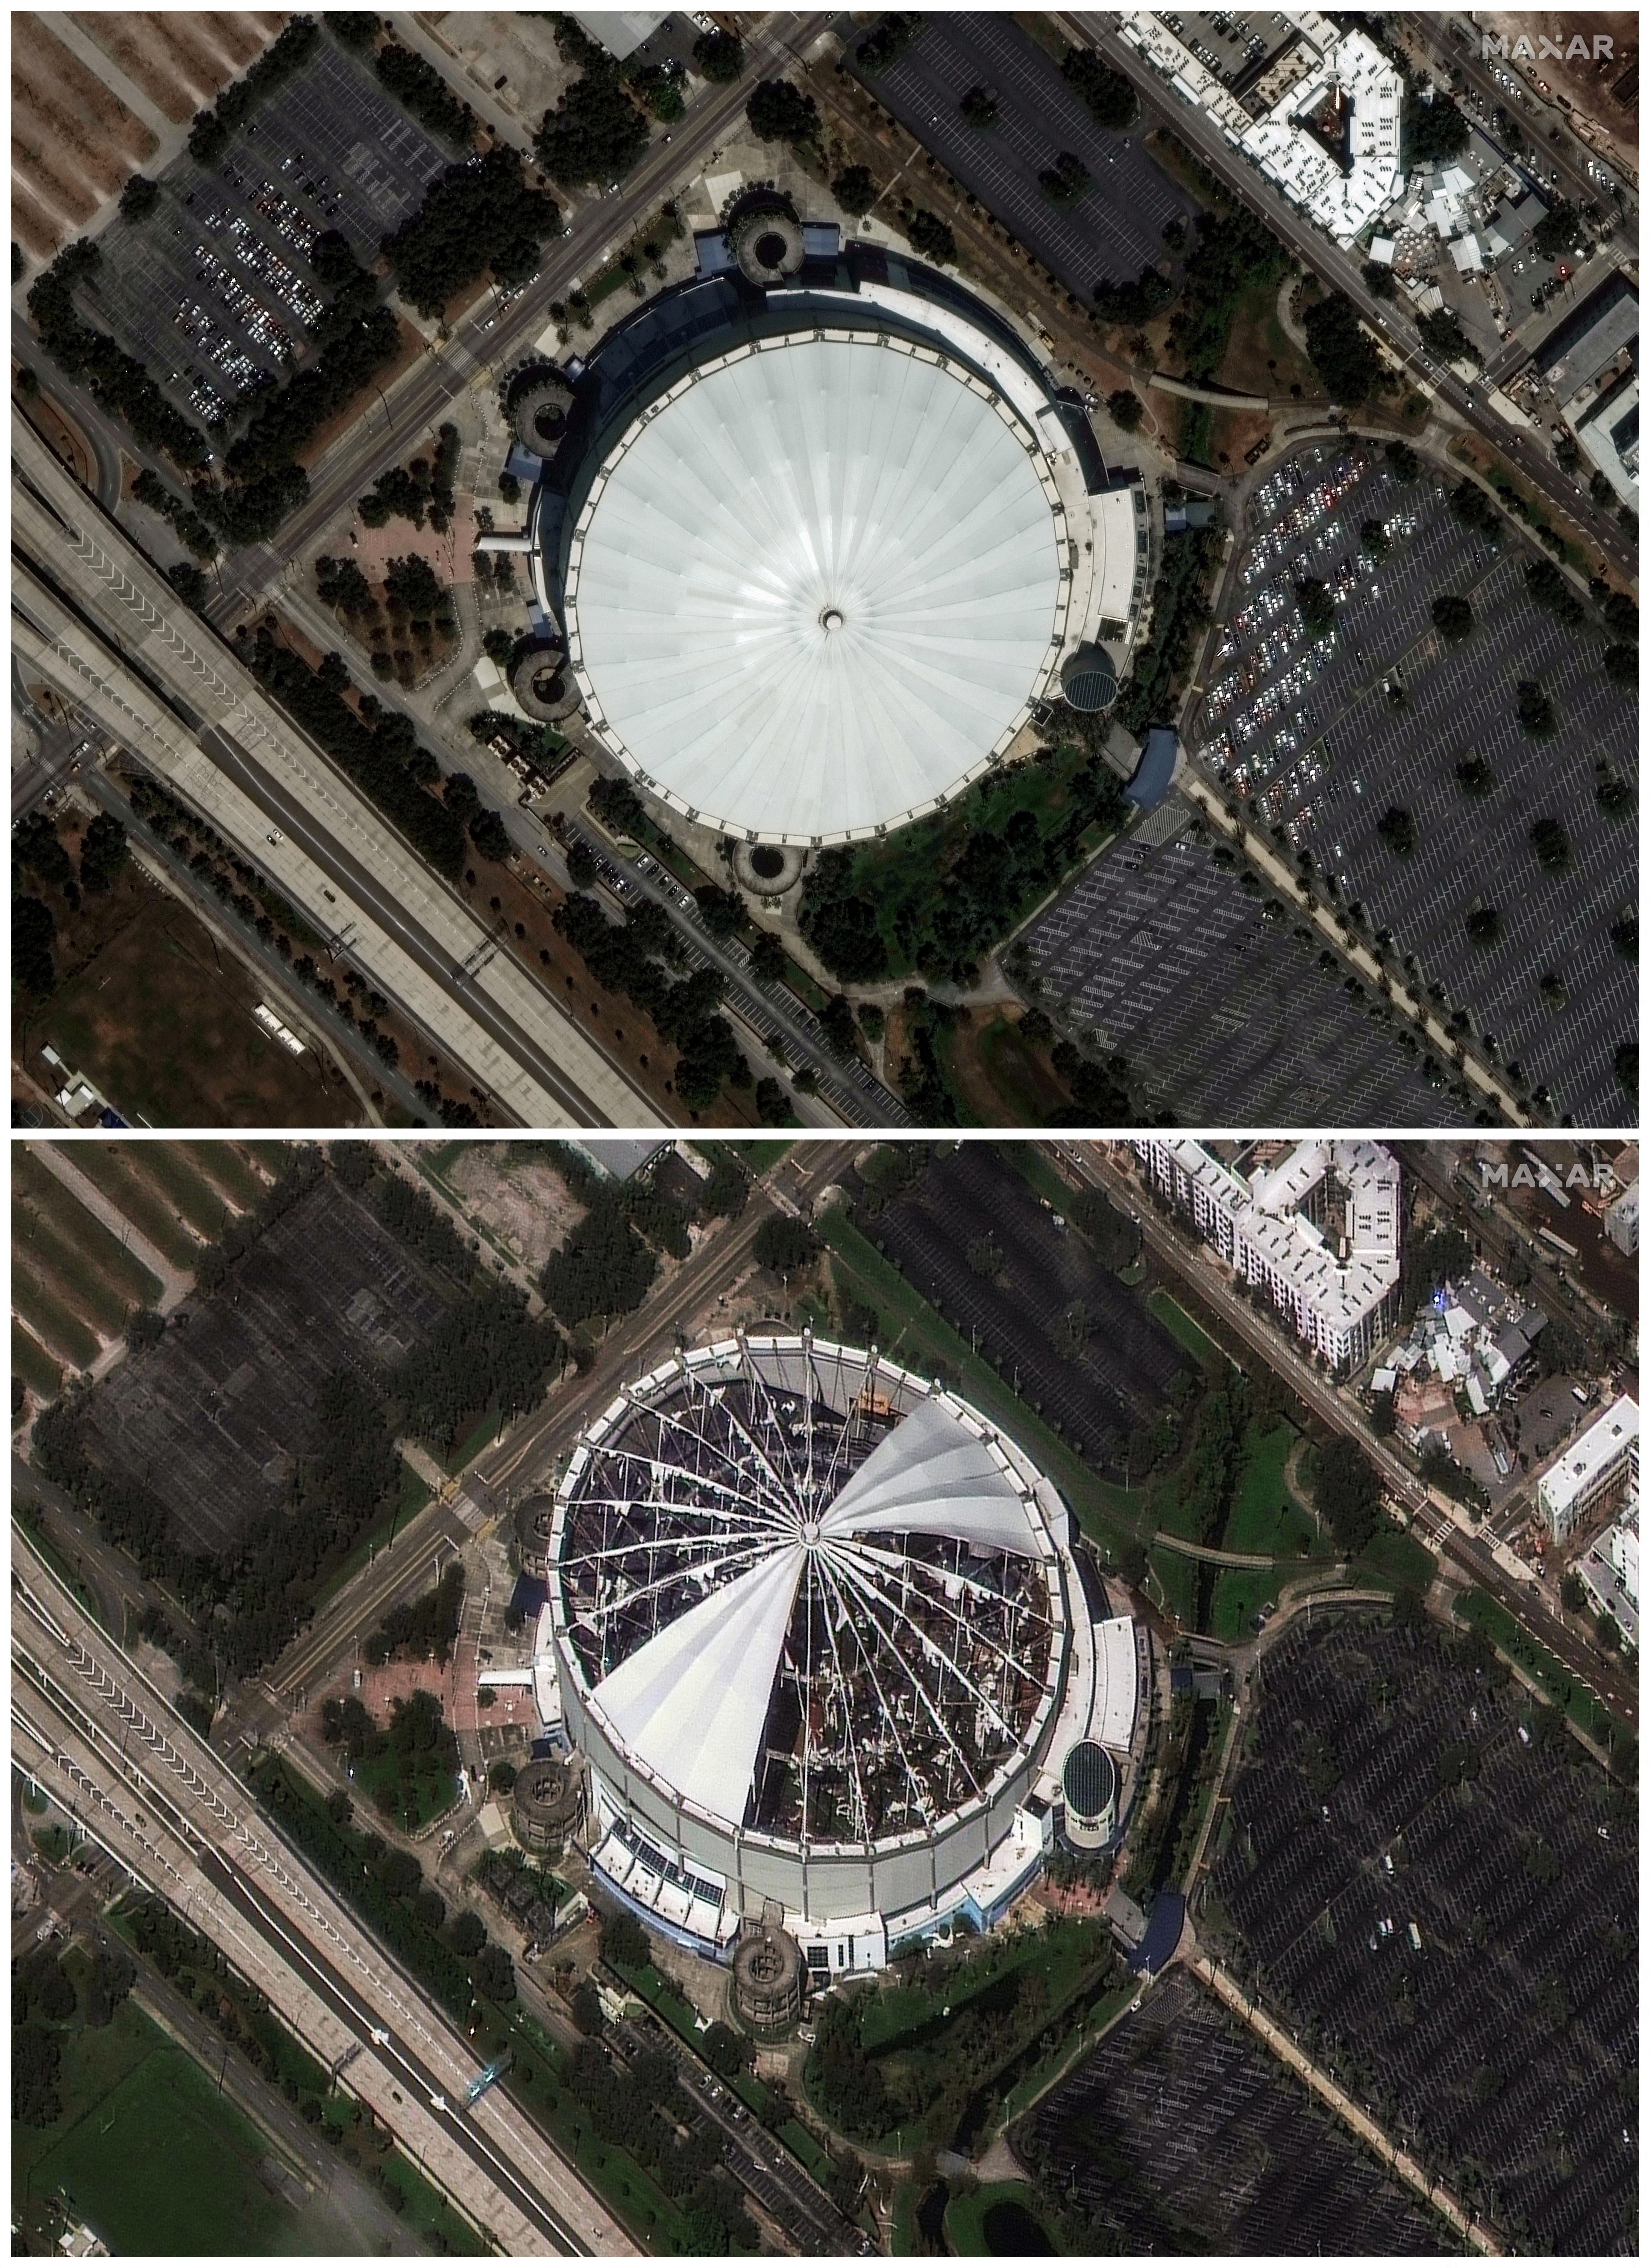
<box><xmin>564</xmin><ymin>333</ymin><xmax>1067</xmax><ymax>843</ymax></box>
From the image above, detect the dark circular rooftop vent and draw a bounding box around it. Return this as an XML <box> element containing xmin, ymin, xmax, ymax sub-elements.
<box><xmin>1060</xmin><ymin>643</ymin><xmax>1119</xmax><ymax>714</ymax></box>
<box><xmin>1062</xmin><ymin>1737</ymin><xmax>1117</xmax><ymax>1824</ymax></box>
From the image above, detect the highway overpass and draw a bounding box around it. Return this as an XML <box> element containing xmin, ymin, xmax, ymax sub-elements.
<box><xmin>11</xmin><ymin>418</ymin><xmax>655</xmax><ymax>1128</ymax></box>
<box><xmin>10</xmin><ymin>1526</ymin><xmax>637</xmax><ymax>2255</ymax></box>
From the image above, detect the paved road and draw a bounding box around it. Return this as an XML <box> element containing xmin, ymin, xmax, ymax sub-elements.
<box><xmin>201</xmin><ymin>12</ymin><xmax>839</xmax><ymax>625</ymax></box>
<box><xmin>1050</xmin><ymin>1145</ymin><xmax>1638</xmax><ymax>1730</ymax></box>
<box><xmin>12</xmin><ymin>1529</ymin><xmax>633</xmax><ymax>2256</ymax></box>
<box><xmin>1058</xmin><ymin>13</ymin><xmax>1636</xmax><ymax>583</ymax></box>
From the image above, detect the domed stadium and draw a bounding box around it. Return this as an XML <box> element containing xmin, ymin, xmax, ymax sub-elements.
<box><xmin>548</xmin><ymin>1335</ymin><xmax>1136</xmax><ymax>1974</ymax></box>
<box><xmin>538</xmin><ymin>244</ymin><xmax>1143</xmax><ymax>848</ymax></box>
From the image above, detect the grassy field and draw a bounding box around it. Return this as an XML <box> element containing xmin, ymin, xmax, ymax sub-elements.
<box><xmin>951</xmin><ymin>1015</ymin><xmax>1069</xmax><ymax>1126</ymax></box>
<box><xmin>179</xmin><ymin>1141</ymin><xmax>268</xmax><ymax>1214</ymax></box>
<box><xmin>22</xmin><ymin>896</ymin><xmax>352</xmax><ymax>1127</ymax></box>
<box><xmin>15</xmin><ymin>1148</ymin><xmax>164</xmax><ymax>1329</ymax></box>
<box><xmin>1209</xmin><ymin>1563</ymin><xmax>1281</xmax><ymax>1642</ymax></box>
<box><xmin>945</xmin><ymin>2177</ymin><xmax>1060</xmax><ymax>2256</ymax></box>
<box><xmin>1148</xmin><ymin>1542</ymin><xmax>1200</xmax><ymax>1626</ymax></box>
<box><xmin>1455</xmin><ymin>1586</ymin><xmax>1628</xmax><ymax>1755</ymax></box>
<box><xmin>13</xmin><ymin>1317</ymin><xmax>64</xmax><ymax>1401</ymax></box>
<box><xmin>1215</xmin><ymin>273</ymin><xmax>1319</xmax><ymax>397</ymax></box>
<box><xmin>817</xmin><ymin>1207</ymin><xmax>1146</xmax><ymax>1553</ymax></box>
<box><xmin>1356</xmin><ymin>1526</ymin><xmax>1438</xmax><ymax>1591</ymax></box>
<box><xmin>14</xmin><ymin>1995</ymin><xmax>323</xmax><ymax>2254</ymax></box>
<box><xmin>13</xmin><ymin>1260</ymin><xmax>105</xmax><ymax>1373</ymax></box>
<box><xmin>1146</xmin><ymin>1289</ymin><xmax>1225</xmax><ymax>1369</ymax></box>
<box><xmin>346</xmin><ymin>1741</ymin><xmax>458</xmax><ymax>1832</ymax></box>
<box><xmin>1223</xmin><ymin>1422</ymin><xmax>1314</xmax><ymax>1557</ymax></box>
<box><xmin>50</xmin><ymin>1145</ymin><xmax>201</xmax><ymax>1270</ymax></box>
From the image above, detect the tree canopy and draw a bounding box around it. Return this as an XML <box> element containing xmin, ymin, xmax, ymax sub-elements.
<box><xmin>1302</xmin><ymin>291</ymin><xmax>1382</xmax><ymax>402</ymax></box>
<box><xmin>383</xmin><ymin>148</ymin><xmax>560</xmax><ymax>317</ymax></box>
<box><xmin>746</xmin><ymin>79</ymin><xmax>819</xmax><ymax>148</ymax></box>
<box><xmin>536</xmin><ymin>20</ymin><xmax>650</xmax><ymax>186</ymax></box>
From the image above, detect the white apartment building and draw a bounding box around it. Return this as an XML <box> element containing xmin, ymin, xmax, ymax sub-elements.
<box><xmin>1538</xmin><ymin>1395</ymin><xmax>1640</xmax><ymax>1543</ymax></box>
<box><xmin>1132</xmin><ymin>1138</ymin><xmax>1400</xmax><ymax>1370</ymax></box>
<box><xmin>1119</xmin><ymin>11</ymin><xmax>1403</xmax><ymax>246</ymax></box>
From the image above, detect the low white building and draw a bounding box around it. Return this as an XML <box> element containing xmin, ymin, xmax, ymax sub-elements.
<box><xmin>1605</xmin><ymin>1178</ymin><xmax>1638</xmax><ymax>1256</ymax></box>
<box><xmin>1132</xmin><ymin>1138</ymin><xmax>1400</xmax><ymax>1370</ymax></box>
<box><xmin>1538</xmin><ymin>1396</ymin><xmax>1639</xmax><ymax>1542</ymax></box>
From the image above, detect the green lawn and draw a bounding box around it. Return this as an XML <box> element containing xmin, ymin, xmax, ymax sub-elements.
<box><xmin>13</xmin><ymin>1263</ymin><xmax>102</xmax><ymax>1372</ymax></box>
<box><xmin>313</xmin><ymin>1461</ymin><xmax>435</xmax><ymax>1609</ymax></box>
<box><xmin>1209</xmin><ymin>1564</ymin><xmax>1280</xmax><ymax>1642</ymax></box>
<box><xmin>1356</xmin><ymin>1526</ymin><xmax>1438</xmax><ymax>1590</ymax></box>
<box><xmin>1146</xmin><ymin>1288</ymin><xmax>1225</xmax><ymax>1369</ymax></box>
<box><xmin>816</xmin><ymin>1207</ymin><xmax>1146</xmax><ymax>1552</ymax></box>
<box><xmin>346</xmin><ymin>1735</ymin><xmax>458</xmax><ymax>1833</ymax></box>
<box><xmin>56</xmin><ymin>1147</ymin><xmax>202</xmax><ymax>1270</ymax></box>
<box><xmin>142</xmin><ymin>1143</ymin><xmax>240</xmax><ymax>1236</ymax></box>
<box><xmin>1455</xmin><ymin>1587</ymin><xmax>1628</xmax><ymax>1755</ymax></box>
<box><xmin>1224</xmin><ymin>1422</ymin><xmax>1315</xmax><ymax>1557</ymax></box>
<box><xmin>15</xmin><ymin>1150</ymin><xmax>164</xmax><ymax>1326</ymax></box>
<box><xmin>14</xmin><ymin>1998</ymin><xmax>319</xmax><ymax>2255</ymax></box>
<box><xmin>1148</xmin><ymin>1544</ymin><xmax>1199</xmax><ymax>1627</ymax></box>
<box><xmin>970</xmin><ymin>1017</ymin><xmax>1069</xmax><ymax>1125</ymax></box>
<box><xmin>12</xmin><ymin>1318</ymin><xmax>63</xmax><ymax>1401</ymax></box>
<box><xmin>945</xmin><ymin>2177</ymin><xmax>1060</xmax><ymax>2255</ymax></box>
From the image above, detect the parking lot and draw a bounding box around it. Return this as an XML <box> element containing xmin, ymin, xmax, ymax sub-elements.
<box><xmin>82</xmin><ymin>36</ymin><xmax>447</xmax><ymax>427</ymax></box>
<box><xmin>1212</xmin><ymin>1613</ymin><xmax>1636</xmax><ymax>2256</ymax></box>
<box><xmin>1017</xmin><ymin>1967</ymin><xmax>1450</xmax><ymax>2252</ymax></box>
<box><xmin>853</xmin><ymin>13</ymin><xmax>1197</xmax><ymax>292</ymax></box>
<box><xmin>861</xmin><ymin>1143</ymin><xmax>1186</xmax><ymax>1469</ymax></box>
<box><xmin>1023</xmin><ymin>821</ymin><xmax>1473</xmax><ymax>1126</ymax></box>
<box><xmin>1196</xmin><ymin>443</ymin><xmax>1637</xmax><ymax>1125</ymax></box>
<box><xmin>85</xmin><ymin>1176</ymin><xmax>454</xmax><ymax>1555</ymax></box>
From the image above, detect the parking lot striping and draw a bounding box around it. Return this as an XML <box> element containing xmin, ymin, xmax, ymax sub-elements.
<box><xmin>1190</xmin><ymin>440</ymin><xmax>1636</xmax><ymax>1125</ymax></box>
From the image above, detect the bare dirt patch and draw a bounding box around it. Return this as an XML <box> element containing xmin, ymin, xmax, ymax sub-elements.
<box><xmin>71</xmin><ymin>12</ymin><xmax>284</xmax><ymax>124</ymax></box>
<box><xmin>424</xmin><ymin>13</ymin><xmax>578</xmax><ymax>126</ymax></box>
<box><xmin>13</xmin><ymin>18</ymin><xmax>157</xmax><ymax>245</ymax></box>
<box><xmin>441</xmin><ymin>1145</ymin><xmax>586</xmax><ymax>1274</ymax></box>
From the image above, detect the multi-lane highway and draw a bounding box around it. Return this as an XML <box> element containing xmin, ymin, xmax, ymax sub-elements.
<box><xmin>13</xmin><ymin>418</ymin><xmax>655</xmax><ymax>1127</ymax></box>
<box><xmin>1052</xmin><ymin>1145</ymin><xmax>1638</xmax><ymax>1732</ymax></box>
<box><xmin>1058</xmin><ymin>12</ymin><xmax>1637</xmax><ymax>583</ymax></box>
<box><xmin>11</xmin><ymin>1526</ymin><xmax>637</xmax><ymax>2256</ymax></box>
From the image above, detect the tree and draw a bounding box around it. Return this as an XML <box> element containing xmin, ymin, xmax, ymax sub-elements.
<box><xmin>1602</xmin><ymin>642</ymin><xmax>1636</xmax><ymax>688</ymax></box>
<box><xmin>1560</xmin><ymin>1571</ymin><xmax>1587</xmax><ymax>1613</ymax></box>
<box><xmin>1431</xmin><ymin>593</ymin><xmax>1473</xmax><ymax>640</ymax></box>
<box><xmin>907</xmin><ymin>209</ymin><xmax>956</xmax><ymax>265</ymax></box>
<box><xmin>1532</xmin><ymin>199</ymin><xmax>1582</xmax><ymax>260</ymax></box>
<box><xmin>600</xmin><ymin>1908</ymin><xmax>652</xmax><ymax>1970</ymax></box>
<box><xmin>960</xmin><ymin>83</ymin><xmax>998</xmax><ymax>129</ymax></box>
<box><xmin>1362</xmin><ymin>259</ymin><xmax>1396</xmax><ymax>299</ymax></box>
<box><xmin>1465</xmin><ymin>905</ymin><xmax>1502</xmax><ymax>948</ymax></box>
<box><xmin>694</xmin><ymin>884</ymin><xmax>744</xmax><ymax>937</ymax></box>
<box><xmin>1061</xmin><ymin>47</ymin><xmax>1137</xmax><ymax>129</ymax></box>
<box><xmin>13</xmin><ymin>895</ymin><xmax>57</xmax><ymax>995</ymax></box>
<box><xmin>1376</xmin><ymin>807</ymin><xmax>1417</xmax><ymax>857</ymax></box>
<box><xmin>746</xmin><ymin>79</ymin><xmax>818</xmax><ymax>148</ymax></box>
<box><xmin>1419</xmin><ymin>306</ymin><xmax>1476</xmax><ymax>366</ymax></box>
<box><xmin>1314</xmin><ymin>1436</ymin><xmax>1380</xmax><ymax>1554</ymax></box>
<box><xmin>1528</xmin><ymin>816</ymin><xmax>1571</xmax><ymax>875</ymax></box>
<box><xmin>692</xmin><ymin>27</ymin><xmax>744</xmax><ymax>82</ymax></box>
<box><xmin>468</xmin><ymin>807</ymin><xmax>511</xmax><ymax>862</ymax></box>
<box><xmin>1515</xmin><ymin>680</ymin><xmax>1556</xmax><ymax>736</ymax></box>
<box><xmin>1616</xmin><ymin>1041</ymin><xmax>1637</xmax><ymax>1102</ymax></box>
<box><xmin>126</xmin><ymin>1307</ymin><xmax>165</xmax><ymax>1352</ymax></box>
<box><xmin>1108</xmin><ymin>388</ymin><xmax>1143</xmax><ymax>431</ymax></box>
<box><xmin>1610</xmin><ymin>911</ymin><xmax>1636</xmax><ymax>959</ymax></box>
<box><xmin>832</xmin><ymin>164</ymin><xmax>876</xmax><ymax>217</ymax></box>
<box><xmin>449</xmin><ymin>1910</ymin><xmax>486</xmax><ymax>1958</ymax></box>
<box><xmin>119</xmin><ymin>174</ymin><xmax>159</xmax><ymax>222</ymax></box>
<box><xmin>749</xmin><ymin>928</ymin><xmax>787</xmax><ymax>983</ymax></box>
<box><xmin>536</xmin><ymin>24</ymin><xmax>650</xmax><ymax>187</ymax></box>
<box><xmin>754</xmin><ymin>1076</ymin><xmax>793</xmax><ymax>1125</ymax></box>
<box><xmin>474</xmin><ymin>1943</ymin><xmax>515</xmax><ymax>2002</ymax></box>
<box><xmin>1523</xmin><ymin>557</ymin><xmax>1584</xmax><ymax>626</ymax></box>
<box><xmin>1302</xmin><ymin>292</ymin><xmax>1381</xmax><ymax>402</ymax></box>
<box><xmin>571</xmin><ymin>1982</ymin><xmax>604</xmax><ymax>2036</ymax></box>
<box><xmin>1360</xmin><ymin>517</ymin><xmax>1389</xmax><ymax>559</ymax></box>
<box><xmin>1295</xmin><ymin>578</ymin><xmax>1335</xmax><ymax>638</ymax></box>
<box><xmin>753</xmin><ymin>1215</ymin><xmax>818</xmax><ymax>1275</ymax></box>
<box><xmin>1384</xmin><ymin>439</ymin><xmax>1421</xmax><ymax>482</ymax></box>
<box><xmin>1039</xmin><ymin>151</ymin><xmax>1091</xmax><ymax>205</ymax></box>
<box><xmin>78</xmin><ymin>812</ymin><xmax>129</xmax><ymax>893</ymax></box>
<box><xmin>1601</xmin><ymin>589</ymin><xmax>1638</xmax><ymax>640</ymax></box>
<box><xmin>1455</xmin><ymin>752</ymin><xmax>1495</xmax><ymax>798</ymax></box>
<box><xmin>1406</xmin><ymin>87</ymin><xmax>1469</xmax><ymax>163</ymax></box>
<box><xmin>797</xmin><ymin>850</ymin><xmax>890</xmax><ymax>982</ymax></box>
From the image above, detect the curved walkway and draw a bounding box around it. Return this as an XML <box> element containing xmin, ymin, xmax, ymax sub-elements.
<box><xmin>1147</xmin><ymin>370</ymin><xmax>1270</xmax><ymax>410</ymax></box>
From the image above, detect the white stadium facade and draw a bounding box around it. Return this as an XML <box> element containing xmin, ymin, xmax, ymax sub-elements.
<box><xmin>520</xmin><ymin>234</ymin><xmax>1145</xmax><ymax>847</ymax></box>
<box><xmin>542</xmin><ymin>1336</ymin><xmax>1141</xmax><ymax>1978</ymax></box>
